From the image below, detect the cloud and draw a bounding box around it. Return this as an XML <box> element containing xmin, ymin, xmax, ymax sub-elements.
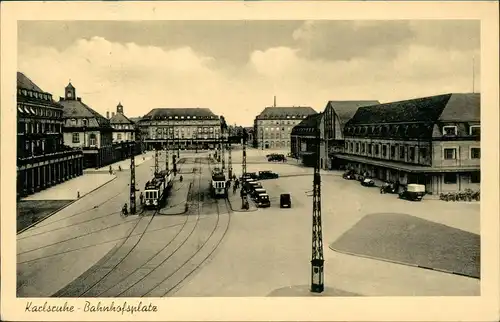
<box><xmin>291</xmin><ymin>20</ymin><xmax>480</xmax><ymax>62</ymax></box>
<box><xmin>19</xmin><ymin>33</ymin><xmax>480</xmax><ymax>127</ymax></box>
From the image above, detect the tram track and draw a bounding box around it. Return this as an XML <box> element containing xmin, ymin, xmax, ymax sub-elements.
<box><xmin>51</xmin><ymin>205</ymin><xmax>157</xmax><ymax>297</ymax></box>
<box><xmin>135</xmin><ymin>158</ymin><xmax>231</xmax><ymax>297</ymax></box>
<box><xmin>94</xmin><ymin>157</ymin><xmax>206</xmax><ymax>297</ymax></box>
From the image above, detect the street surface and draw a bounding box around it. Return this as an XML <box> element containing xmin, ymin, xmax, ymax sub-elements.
<box><xmin>16</xmin><ymin>147</ymin><xmax>480</xmax><ymax>297</ymax></box>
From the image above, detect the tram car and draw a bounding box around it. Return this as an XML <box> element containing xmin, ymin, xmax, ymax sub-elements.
<box><xmin>210</xmin><ymin>168</ymin><xmax>228</xmax><ymax>198</ymax></box>
<box><xmin>144</xmin><ymin>170</ymin><xmax>174</xmax><ymax>209</ymax></box>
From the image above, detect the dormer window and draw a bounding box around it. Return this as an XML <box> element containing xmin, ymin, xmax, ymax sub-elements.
<box><xmin>443</xmin><ymin>126</ymin><xmax>457</xmax><ymax>136</ymax></box>
<box><xmin>193</xmin><ymin>116</ymin><xmax>197</xmax><ymax>119</ymax></box>
<box><xmin>181</xmin><ymin>116</ymin><xmax>184</xmax><ymax>119</ymax></box>
<box><xmin>82</xmin><ymin>119</ymin><xmax>88</xmax><ymax>127</ymax></box>
<box><xmin>187</xmin><ymin>116</ymin><xmax>190</xmax><ymax>119</ymax></box>
<box><xmin>470</xmin><ymin>125</ymin><xmax>480</xmax><ymax>136</ymax></box>
<box><xmin>71</xmin><ymin>118</ymin><xmax>77</xmax><ymax>126</ymax></box>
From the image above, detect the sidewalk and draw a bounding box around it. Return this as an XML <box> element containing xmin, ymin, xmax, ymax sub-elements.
<box><xmin>84</xmin><ymin>151</ymin><xmax>154</xmax><ymax>174</ymax></box>
<box><xmin>21</xmin><ymin>173</ymin><xmax>116</xmax><ymax>201</ymax></box>
<box><xmin>226</xmin><ymin>187</ymin><xmax>258</xmax><ymax>213</ymax></box>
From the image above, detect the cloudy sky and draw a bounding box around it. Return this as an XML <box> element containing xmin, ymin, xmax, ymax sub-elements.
<box><xmin>18</xmin><ymin>20</ymin><xmax>480</xmax><ymax>126</ymax></box>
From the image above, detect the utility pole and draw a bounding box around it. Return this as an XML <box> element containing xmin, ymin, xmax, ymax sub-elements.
<box><xmin>129</xmin><ymin>144</ymin><xmax>137</xmax><ymax>214</ymax></box>
<box><xmin>228</xmin><ymin>142</ymin><xmax>232</xmax><ymax>179</ymax></box>
<box><xmin>241</xmin><ymin>129</ymin><xmax>248</xmax><ymax>209</ymax></box>
<box><xmin>310</xmin><ymin>127</ymin><xmax>324</xmax><ymax>293</ymax></box>
<box><xmin>221</xmin><ymin>129</ymin><xmax>225</xmax><ymax>171</ymax></box>
<box><xmin>165</xmin><ymin>146</ymin><xmax>169</xmax><ymax>171</ymax></box>
<box><xmin>154</xmin><ymin>148</ymin><xmax>159</xmax><ymax>175</ymax></box>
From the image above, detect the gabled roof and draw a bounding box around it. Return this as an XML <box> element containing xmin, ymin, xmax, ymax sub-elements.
<box><xmin>129</xmin><ymin>117</ymin><xmax>142</xmax><ymax>123</ymax></box>
<box><xmin>17</xmin><ymin>72</ymin><xmax>44</xmax><ymax>92</ymax></box>
<box><xmin>291</xmin><ymin>113</ymin><xmax>323</xmax><ymax>135</ymax></box>
<box><xmin>346</xmin><ymin>94</ymin><xmax>458</xmax><ymax>126</ymax></box>
<box><xmin>59</xmin><ymin>98</ymin><xmax>111</xmax><ymax>127</ymax></box>
<box><xmin>110</xmin><ymin>112</ymin><xmax>134</xmax><ymax>124</ymax></box>
<box><xmin>141</xmin><ymin>108</ymin><xmax>218</xmax><ymax>121</ymax></box>
<box><xmin>326</xmin><ymin>100</ymin><xmax>380</xmax><ymax>125</ymax></box>
<box><xmin>256</xmin><ymin>106</ymin><xmax>317</xmax><ymax>119</ymax></box>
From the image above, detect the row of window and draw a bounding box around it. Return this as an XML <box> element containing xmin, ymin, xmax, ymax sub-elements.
<box><xmin>116</xmin><ymin>133</ymin><xmax>134</xmax><ymax>141</ymax></box>
<box><xmin>153</xmin><ymin>133</ymin><xmax>219</xmax><ymax>139</ymax></box>
<box><xmin>18</xmin><ymin>89</ymin><xmax>53</xmax><ymax>101</ymax></box>
<box><xmin>443</xmin><ymin>147</ymin><xmax>480</xmax><ymax>160</ymax></box>
<box><xmin>18</xmin><ymin>138</ymin><xmax>63</xmax><ymax>158</ymax></box>
<box><xmin>18</xmin><ymin>121</ymin><xmax>61</xmax><ymax>134</ymax></box>
<box><xmin>150</xmin><ymin>115</ymin><xmax>218</xmax><ymax>120</ymax></box>
<box><xmin>259</xmin><ymin>133</ymin><xmax>287</xmax><ymax>140</ymax></box>
<box><xmin>344</xmin><ymin>124</ymin><xmax>480</xmax><ymax>137</ymax></box>
<box><xmin>153</xmin><ymin>127</ymin><xmax>220</xmax><ymax>134</ymax></box>
<box><xmin>72</xmin><ymin>133</ymin><xmax>97</xmax><ymax>146</ymax></box>
<box><xmin>17</xmin><ymin>104</ymin><xmax>62</xmax><ymax>118</ymax></box>
<box><xmin>444</xmin><ymin>172</ymin><xmax>480</xmax><ymax>184</ymax></box>
<box><xmin>112</xmin><ymin>124</ymin><xmax>133</xmax><ymax>130</ymax></box>
<box><xmin>260</xmin><ymin>127</ymin><xmax>292</xmax><ymax>132</ymax></box>
<box><xmin>346</xmin><ymin>141</ymin><xmax>428</xmax><ymax>162</ymax></box>
<box><xmin>258</xmin><ymin>119</ymin><xmax>303</xmax><ymax>125</ymax></box>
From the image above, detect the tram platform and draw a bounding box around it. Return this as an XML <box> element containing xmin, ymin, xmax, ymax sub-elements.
<box><xmin>157</xmin><ymin>174</ymin><xmax>192</xmax><ymax>215</ymax></box>
<box><xmin>226</xmin><ymin>186</ymin><xmax>258</xmax><ymax>213</ymax></box>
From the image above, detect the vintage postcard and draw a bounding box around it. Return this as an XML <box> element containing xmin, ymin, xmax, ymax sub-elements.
<box><xmin>1</xmin><ymin>1</ymin><xmax>499</xmax><ymax>321</ymax></box>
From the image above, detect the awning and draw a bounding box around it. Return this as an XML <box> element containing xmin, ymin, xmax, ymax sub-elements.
<box><xmin>334</xmin><ymin>153</ymin><xmax>480</xmax><ymax>173</ymax></box>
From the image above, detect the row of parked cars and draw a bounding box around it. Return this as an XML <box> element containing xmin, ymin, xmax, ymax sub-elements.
<box><xmin>267</xmin><ymin>153</ymin><xmax>287</xmax><ymax>162</ymax></box>
<box><xmin>342</xmin><ymin>169</ymin><xmax>426</xmax><ymax>201</ymax></box>
<box><xmin>240</xmin><ymin>171</ymin><xmax>292</xmax><ymax>208</ymax></box>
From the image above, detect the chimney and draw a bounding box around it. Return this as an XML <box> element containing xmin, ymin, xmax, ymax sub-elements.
<box><xmin>112</xmin><ymin>112</ymin><xmax>115</xmax><ymax>117</ymax></box>
<box><xmin>274</xmin><ymin>95</ymin><xmax>276</xmax><ymax>107</ymax></box>
<box><xmin>106</xmin><ymin>111</ymin><xmax>110</xmax><ymax>119</ymax></box>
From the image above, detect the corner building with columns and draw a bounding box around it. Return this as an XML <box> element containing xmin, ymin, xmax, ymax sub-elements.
<box><xmin>16</xmin><ymin>72</ymin><xmax>84</xmax><ymax>199</ymax></box>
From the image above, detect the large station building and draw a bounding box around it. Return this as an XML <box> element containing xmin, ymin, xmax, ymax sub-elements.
<box><xmin>138</xmin><ymin>108</ymin><xmax>222</xmax><ymax>150</ymax></box>
<box><xmin>16</xmin><ymin>72</ymin><xmax>84</xmax><ymax>198</ymax></box>
<box><xmin>337</xmin><ymin>93</ymin><xmax>480</xmax><ymax>194</ymax></box>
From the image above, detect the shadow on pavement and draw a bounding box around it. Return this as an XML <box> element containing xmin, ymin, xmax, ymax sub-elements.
<box><xmin>267</xmin><ymin>285</ymin><xmax>361</xmax><ymax>297</ymax></box>
<box><xmin>330</xmin><ymin>213</ymin><xmax>480</xmax><ymax>279</ymax></box>
<box><xmin>17</xmin><ymin>200</ymin><xmax>74</xmax><ymax>233</ymax></box>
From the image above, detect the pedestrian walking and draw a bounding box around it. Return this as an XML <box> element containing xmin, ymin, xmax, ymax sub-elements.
<box><xmin>139</xmin><ymin>192</ymin><xmax>144</xmax><ymax>205</ymax></box>
<box><xmin>77</xmin><ymin>190</ymin><xmax>80</xmax><ymax>198</ymax></box>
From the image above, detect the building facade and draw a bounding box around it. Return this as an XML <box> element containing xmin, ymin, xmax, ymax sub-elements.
<box><xmin>108</xmin><ymin>102</ymin><xmax>141</xmax><ymax>158</ymax></box>
<box><xmin>17</xmin><ymin>72</ymin><xmax>84</xmax><ymax>199</ymax></box>
<box><xmin>290</xmin><ymin>113</ymin><xmax>324</xmax><ymax>167</ymax></box>
<box><xmin>138</xmin><ymin>108</ymin><xmax>222</xmax><ymax>150</ymax></box>
<box><xmin>322</xmin><ymin>100</ymin><xmax>380</xmax><ymax>170</ymax></box>
<box><xmin>253</xmin><ymin>106</ymin><xmax>317</xmax><ymax>149</ymax></box>
<box><xmin>336</xmin><ymin>93</ymin><xmax>480</xmax><ymax>194</ymax></box>
<box><xmin>59</xmin><ymin>82</ymin><xmax>115</xmax><ymax>169</ymax></box>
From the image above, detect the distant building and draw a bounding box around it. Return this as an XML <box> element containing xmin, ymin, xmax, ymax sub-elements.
<box><xmin>253</xmin><ymin>106</ymin><xmax>317</xmax><ymax>149</ymax></box>
<box><xmin>59</xmin><ymin>82</ymin><xmax>114</xmax><ymax>169</ymax></box>
<box><xmin>138</xmin><ymin>108</ymin><xmax>222</xmax><ymax>150</ymax></box>
<box><xmin>16</xmin><ymin>72</ymin><xmax>83</xmax><ymax>198</ymax></box>
<box><xmin>322</xmin><ymin>100</ymin><xmax>380</xmax><ymax>169</ymax></box>
<box><xmin>107</xmin><ymin>102</ymin><xmax>141</xmax><ymax>157</ymax></box>
<box><xmin>244</xmin><ymin>127</ymin><xmax>254</xmax><ymax>144</ymax></box>
<box><xmin>338</xmin><ymin>93</ymin><xmax>480</xmax><ymax>194</ymax></box>
<box><xmin>290</xmin><ymin>113</ymin><xmax>324</xmax><ymax>166</ymax></box>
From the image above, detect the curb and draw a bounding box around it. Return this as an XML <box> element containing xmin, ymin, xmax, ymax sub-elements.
<box><xmin>226</xmin><ymin>195</ymin><xmax>258</xmax><ymax>213</ymax></box>
<box><xmin>17</xmin><ymin>176</ymin><xmax>118</xmax><ymax>235</ymax></box>
<box><xmin>157</xmin><ymin>181</ymin><xmax>192</xmax><ymax>216</ymax></box>
<box><xmin>329</xmin><ymin>246</ymin><xmax>480</xmax><ymax>280</ymax></box>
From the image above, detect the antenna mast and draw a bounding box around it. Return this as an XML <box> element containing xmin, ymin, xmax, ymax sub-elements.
<box><xmin>472</xmin><ymin>55</ymin><xmax>475</xmax><ymax>94</ymax></box>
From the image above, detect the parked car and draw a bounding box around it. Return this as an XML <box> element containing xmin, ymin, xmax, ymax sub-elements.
<box><xmin>252</xmin><ymin>188</ymin><xmax>267</xmax><ymax>200</ymax></box>
<box><xmin>342</xmin><ymin>170</ymin><xmax>356</xmax><ymax>180</ymax></box>
<box><xmin>258</xmin><ymin>170</ymin><xmax>279</xmax><ymax>180</ymax></box>
<box><xmin>280</xmin><ymin>193</ymin><xmax>291</xmax><ymax>208</ymax></box>
<box><xmin>247</xmin><ymin>181</ymin><xmax>263</xmax><ymax>192</ymax></box>
<box><xmin>256</xmin><ymin>193</ymin><xmax>271</xmax><ymax>208</ymax></box>
<box><xmin>360</xmin><ymin>178</ymin><xmax>375</xmax><ymax>187</ymax></box>
<box><xmin>399</xmin><ymin>184</ymin><xmax>426</xmax><ymax>201</ymax></box>
<box><xmin>268</xmin><ymin>154</ymin><xmax>286</xmax><ymax>162</ymax></box>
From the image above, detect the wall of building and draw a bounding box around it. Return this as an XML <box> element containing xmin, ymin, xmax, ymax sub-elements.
<box><xmin>431</xmin><ymin>140</ymin><xmax>480</xmax><ymax>168</ymax></box>
<box><xmin>63</xmin><ymin>130</ymin><xmax>102</xmax><ymax>148</ymax></box>
<box><xmin>255</xmin><ymin>118</ymin><xmax>303</xmax><ymax>149</ymax></box>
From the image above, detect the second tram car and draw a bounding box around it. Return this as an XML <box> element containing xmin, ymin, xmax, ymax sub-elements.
<box><xmin>210</xmin><ymin>168</ymin><xmax>227</xmax><ymax>198</ymax></box>
<box><xmin>144</xmin><ymin>170</ymin><xmax>174</xmax><ymax>209</ymax></box>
